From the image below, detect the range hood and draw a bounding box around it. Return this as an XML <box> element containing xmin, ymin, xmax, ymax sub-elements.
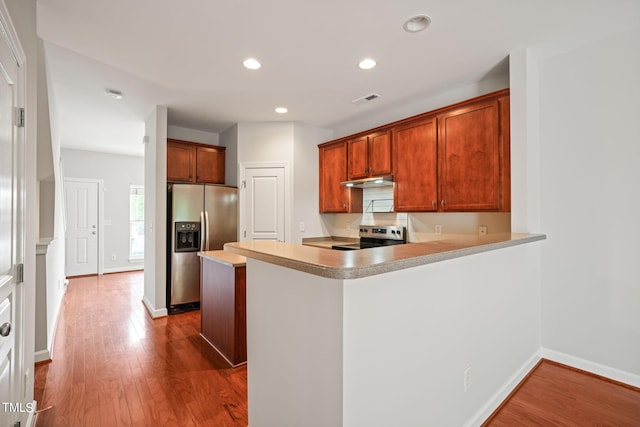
<box><xmin>340</xmin><ymin>175</ymin><xmax>394</xmax><ymax>188</ymax></box>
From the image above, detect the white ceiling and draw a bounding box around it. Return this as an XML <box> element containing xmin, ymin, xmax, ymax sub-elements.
<box><xmin>36</xmin><ymin>0</ymin><xmax>639</xmax><ymax>157</ymax></box>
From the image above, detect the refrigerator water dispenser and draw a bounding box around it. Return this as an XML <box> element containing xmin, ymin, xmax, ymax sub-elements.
<box><xmin>174</xmin><ymin>222</ymin><xmax>200</xmax><ymax>252</ymax></box>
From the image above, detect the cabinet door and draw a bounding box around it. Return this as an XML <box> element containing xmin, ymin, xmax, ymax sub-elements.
<box><xmin>438</xmin><ymin>100</ymin><xmax>501</xmax><ymax>211</ymax></box>
<box><xmin>196</xmin><ymin>146</ymin><xmax>225</xmax><ymax>184</ymax></box>
<box><xmin>167</xmin><ymin>140</ymin><xmax>195</xmax><ymax>182</ymax></box>
<box><xmin>393</xmin><ymin>118</ymin><xmax>438</xmax><ymax>212</ymax></box>
<box><xmin>368</xmin><ymin>131</ymin><xmax>392</xmax><ymax>176</ymax></box>
<box><xmin>319</xmin><ymin>141</ymin><xmax>362</xmax><ymax>213</ymax></box>
<box><xmin>347</xmin><ymin>136</ymin><xmax>369</xmax><ymax>180</ymax></box>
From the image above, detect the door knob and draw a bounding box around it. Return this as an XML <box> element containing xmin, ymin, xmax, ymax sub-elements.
<box><xmin>0</xmin><ymin>322</ymin><xmax>11</xmax><ymax>337</ymax></box>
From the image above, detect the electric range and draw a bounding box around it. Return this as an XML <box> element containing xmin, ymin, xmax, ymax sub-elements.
<box><xmin>331</xmin><ymin>225</ymin><xmax>407</xmax><ymax>250</ymax></box>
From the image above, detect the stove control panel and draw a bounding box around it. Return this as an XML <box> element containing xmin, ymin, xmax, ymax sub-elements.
<box><xmin>359</xmin><ymin>225</ymin><xmax>406</xmax><ymax>241</ymax></box>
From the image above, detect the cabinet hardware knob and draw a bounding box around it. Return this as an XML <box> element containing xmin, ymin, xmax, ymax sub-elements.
<box><xmin>441</xmin><ymin>200</ymin><xmax>445</xmax><ymax>208</ymax></box>
<box><xmin>0</xmin><ymin>322</ymin><xmax>10</xmax><ymax>337</ymax></box>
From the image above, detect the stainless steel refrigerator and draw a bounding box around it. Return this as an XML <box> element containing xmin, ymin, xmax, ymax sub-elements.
<box><xmin>167</xmin><ymin>183</ymin><xmax>238</xmax><ymax>314</ymax></box>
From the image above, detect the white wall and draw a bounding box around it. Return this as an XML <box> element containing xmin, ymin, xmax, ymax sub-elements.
<box><xmin>219</xmin><ymin>124</ymin><xmax>238</xmax><ymax>186</ymax></box>
<box><xmin>61</xmin><ymin>148</ymin><xmax>145</xmax><ymax>272</ymax></box>
<box><xmin>535</xmin><ymin>29</ymin><xmax>640</xmax><ymax>377</ymax></box>
<box><xmin>237</xmin><ymin>122</ymin><xmax>295</xmax><ymax>242</ymax></box>
<box><xmin>33</xmin><ymin>37</ymin><xmax>67</xmax><ymax>363</ymax></box>
<box><xmin>235</xmin><ymin>121</ymin><xmax>335</xmax><ymax>244</ymax></box>
<box><xmin>293</xmin><ymin>122</ymin><xmax>333</xmax><ymax>243</ymax></box>
<box><xmin>237</xmin><ymin>122</ymin><xmax>294</xmax><ymax>164</ymax></box>
<box><xmin>167</xmin><ymin>125</ymin><xmax>219</xmax><ymax>145</ymax></box>
<box><xmin>344</xmin><ymin>243</ymin><xmax>541</xmax><ymax>426</ymax></box>
<box><xmin>331</xmin><ymin>73</ymin><xmax>509</xmax><ymax>140</ymax></box>
<box><xmin>143</xmin><ymin>106</ymin><xmax>168</xmax><ymax>317</ymax></box>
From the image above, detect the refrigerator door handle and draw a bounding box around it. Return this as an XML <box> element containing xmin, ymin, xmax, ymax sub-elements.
<box><xmin>200</xmin><ymin>211</ymin><xmax>206</xmax><ymax>251</ymax></box>
<box><xmin>205</xmin><ymin>211</ymin><xmax>210</xmax><ymax>251</ymax></box>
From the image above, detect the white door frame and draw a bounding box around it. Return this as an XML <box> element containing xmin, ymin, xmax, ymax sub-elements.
<box><xmin>63</xmin><ymin>177</ymin><xmax>105</xmax><ymax>275</ymax></box>
<box><xmin>239</xmin><ymin>162</ymin><xmax>291</xmax><ymax>243</ymax></box>
<box><xmin>0</xmin><ymin>1</ymin><xmax>29</xmax><ymax>423</ymax></box>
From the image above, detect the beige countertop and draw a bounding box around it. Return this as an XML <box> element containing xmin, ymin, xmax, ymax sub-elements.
<box><xmin>198</xmin><ymin>250</ymin><xmax>246</xmax><ymax>267</ymax></box>
<box><xmin>224</xmin><ymin>233</ymin><xmax>546</xmax><ymax>279</ymax></box>
<box><xmin>301</xmin><ymin>236</ymin><xmax>359</xmax><ymax>249</ymax></box>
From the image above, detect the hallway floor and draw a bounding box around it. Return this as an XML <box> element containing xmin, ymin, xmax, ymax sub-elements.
<box><xmin>34</xmin><ymin>271</ymin><xmax>247</xmax><ymax>426</ymax></box>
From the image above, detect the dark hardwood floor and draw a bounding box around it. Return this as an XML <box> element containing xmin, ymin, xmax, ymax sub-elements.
<box><xmin>34</xmin><ymin>271</ymin><xmax>247</xmax><ymax>426</ymax></box>
<box><xmin>484</xmin><ymin>359</ymin><xmax>640</xmax><ymax>426</ymax></box>
<box><xmin>35</xmin><ymin>272</ymin><xmax>640</xmax><ymax>426</ymax></box>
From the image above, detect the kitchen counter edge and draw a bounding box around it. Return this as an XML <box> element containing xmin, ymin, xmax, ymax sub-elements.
<box><xmin>198</xmin><ymin>250</ymin><xmax>246</xmax><ymax>267</ymax></box>
<box><xmin>224</xmin><ymin>233</ymin><xmax>546</xmax><ymax>279</ymax></box>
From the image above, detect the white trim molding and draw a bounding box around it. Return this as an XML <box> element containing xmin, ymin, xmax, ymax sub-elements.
<box><xmin>464</xmin><ymin>351</ymin><xmax>541</xmax><ymax>427</ymax></box>
<box><xmin>541</xmin><ymin>348</ymin><xmax>640</xmax><ymax>389</ymax></box>
<box><xmin>142</xmin><ymin>296</ymin><xmax>168</xmax><ymax>318</ymax></box>
<box><xmin>103</xmin><ymin>265</ymin><xmax>144</xmax><ymax>274</ymax></box>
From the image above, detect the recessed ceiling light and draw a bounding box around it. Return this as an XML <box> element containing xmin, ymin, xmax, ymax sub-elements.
<box><xmin>275</xmin><ymin>107</ymin><xmax>288</xmax><ymax>114</ymax></box>
<box><xmin>403</xmin><ymin>14</ymin><xmax>431</xmax><ymax>33</ymax></box>
<box><xmin>243</xmin><ymin>58</ymin><xmax>261</xmax><ymax>70</ymax></box>
<box><xmin>358</xmin><ymin>58</ymin><xmax>377</xmax><ymax>70</ymax></box>
<box><xmin>105</xmin><ymin>89</ymin><xmax>123</xmax><ymax>100</ymax></box>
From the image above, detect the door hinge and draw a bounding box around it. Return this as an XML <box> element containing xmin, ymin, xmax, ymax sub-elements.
<box><xmin>243</xmin><ymin>230</ymin><xmax>247</xmax><ymax>238</ymax></box>
<box><xmin>16</xmin><ymin>263</ymin><xmax>24</xmax><ymax>283</ymax></box>
<box><xmin>16</xmin><ymin>107</ymin><xmax>25</xmax><ymax>128</ymax></box>
<box><xmin>242</xmin><ymin>180</ymin><xmax>246</xmax><ymax>189</ymax></box>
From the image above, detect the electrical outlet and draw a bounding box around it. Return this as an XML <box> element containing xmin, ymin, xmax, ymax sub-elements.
<box><xmin>299</xmin><ymin>222</ymin><xmax>305</xmax><ymax>232</ymax></box>
<box><xmin>464</xmin><ymin>366</ymin><xmax>472</xmax><ymax>392</ymax></box>
<box><xmin>111</xmin><ymin>254</ymin><xmax>116</xmax><ymax>261</ymax></box>
<box><xmin>435</xmin><ymin>224</ymin><xmax>442</xmax><ymax>235</ymax></box>
<box><xmin>479</xmin><ymin>225</ymin><xmax>488</xmax><ymax>235</ymax></box>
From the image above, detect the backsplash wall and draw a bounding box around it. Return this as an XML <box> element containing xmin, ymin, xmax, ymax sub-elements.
<box><xmin>320</xmin><ymin>186</ymin><xmax>511</xmax><ymax>241</ymax></box>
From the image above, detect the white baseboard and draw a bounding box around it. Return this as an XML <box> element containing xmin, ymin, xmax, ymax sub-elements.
<box><xmin>142</xmin><ymin>296</ymin><xmax>168</xmax><ymax>318</ymax></box>
<box><xmin>541</xmin><ymin>348</ymin><xmax>640</xmax><ymax>388</ymax></box>
<box><xmin>464</xmin><ymin>351</ymin><xmax>541</xmax><ymax>427</ymax></box>
<box><xmin>34</xmin><ymin>277</ymin><xmax>66</xmax><ymax>363</ymax></box>
<box><xmin>103</xmin><ymin>265</ymin><xmax>144</xmax><ymax>274</ymax></box>
<box><xmin>34</xmin><ymin>349</ymin><xmax>51</xmax><ymax>364</ymax></box>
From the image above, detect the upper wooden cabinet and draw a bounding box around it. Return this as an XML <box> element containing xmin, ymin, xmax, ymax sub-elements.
<box><xmin>320</xmin><ymin>88</ymin><xmax>511</xmax><ymax>213</ymax></box>
<box><xmin>196</xmin><ymin>145</ymin><xmax>225</xmax><ymax>184</ymax></box>
<box><xmin>393</xmin><ymin>117</ymin><xmax>438</xmax><ymax>212</ymax></box>
<box><xmin>347</xmin><ymin>130</ymin><xmax>392</xmax><ymax>180</ymax></box>
<box><xmin>167</xmin><ymin>140</ymin><xmax>195</xmax><ymax>182</ymax></box>
<box><xmin>167</xmin><ymin>139</ymin><xmax>226</xmax><ymax>184</ymax></box>
<box><xmin>319</xmin><ymin>141</ymin><xmax>362</xmax><ymax>213</ymax></box>
<box><xmin>438</xmin><ymin>98</ymin><xmax>505</xmax><ymax>211</ymax></box>
<box><xmin>394</xmin><ymin>91</ymin><xmax>510</xmax><ymax>212</ymax></box>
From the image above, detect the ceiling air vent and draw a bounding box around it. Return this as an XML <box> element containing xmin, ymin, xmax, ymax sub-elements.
<box><xmin>352</xmin><ymin>93</ymin><xmax>381</xmax><ymax>105</ymax></box>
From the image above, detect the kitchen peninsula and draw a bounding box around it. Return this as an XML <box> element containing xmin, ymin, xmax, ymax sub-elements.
<box><xmin>198</xmin><ymin>250</ymin><xmax>247</xmax><ymax>367</ymax></box>
<box><xmin>225</xmin><ymin>233</ymin><xmax>546</xmax><ymax>426</ymax></box>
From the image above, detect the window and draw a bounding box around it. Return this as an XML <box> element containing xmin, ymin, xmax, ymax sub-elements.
<box><xmin>129</xmin><ymin>185</ymin><xmax>144</xmax><ymax>261</ymax></box>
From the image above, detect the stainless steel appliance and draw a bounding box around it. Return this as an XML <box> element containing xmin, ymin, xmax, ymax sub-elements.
<box><xmin>167</xmin><ymin>183</ymin><xmax>238</xmax><ymax>314</ymax></box>
<box><xmin>331</xmin><ymin>225</ymin><xmax>407</xmax><ymax>250</ymax></box>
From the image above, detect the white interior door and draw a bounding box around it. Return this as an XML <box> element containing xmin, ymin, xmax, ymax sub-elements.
<box><xmin>244</xmin><ymin>167</ymin><xmax>285</xmax><ymax>241</ymax></box>
<box><xmin>0</xmin><ymin>13</ymin><xmax>23</xmax><ymax>425</ymax></box>
<box><xmin>65</xmin><ymin>180</ymin><xmax>99</xmax><ymax>276</ymax></box>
